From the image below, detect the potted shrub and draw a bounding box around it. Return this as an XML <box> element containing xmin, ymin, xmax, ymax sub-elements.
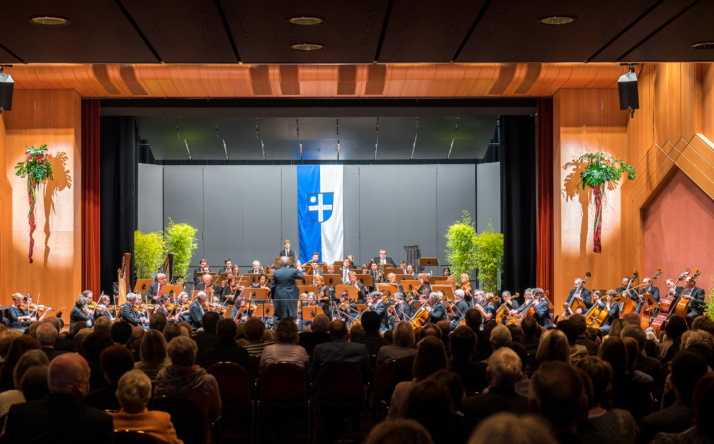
<box><xmin>134</xmin><ymin>230</ymin><xmax>165</xmax><ymax>280</ymax></box>
<box><xmin>164</xmin><ymin>218</ymin><xmax>198</xmax><ymax>283</ymax></box>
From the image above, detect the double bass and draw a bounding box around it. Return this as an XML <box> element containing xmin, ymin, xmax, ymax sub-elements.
<box><xmin>639</xmin><ymin>267</ymin><xmax>663</xmax><ymax>329</ymax></box>
<box><xmin>650</xmin><ymin>268</ymin><xmax>689</xmax><ymax>335</ymax></box>
<box><xmin>562</xmin><ymin>272</ymin><xmax>591</xmax><ymax>318</ymax></box>
<box><xmin>619</xmin><ymin>271</ymin><xmax>639</xmax><ymax>316</ymax></box>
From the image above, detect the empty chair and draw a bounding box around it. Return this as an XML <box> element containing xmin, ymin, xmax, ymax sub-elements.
<box><xmin>259</xmin><ymin>362</ymin><xmax>310</xmax><ymax>443</ymax></box>
<box><xmin>314</xmin><ymin>362</ymin><xmax>365</xmax><ymax>442</ymax></box>
<box><xmin>208</xmin><ymin>362</ymin><xmax>253</xmax><ymax>440</ymax></box>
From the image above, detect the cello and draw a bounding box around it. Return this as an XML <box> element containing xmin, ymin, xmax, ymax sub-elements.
<box><xmin>618</xmin><ymin>271</ymin><xmax>639</xmax><ymax>316</ymax></box>
<box><xmin>650</xmin><ymin>268</ymin><xmax>689</xmax><ymax>335</ymax></box>
<box><xmin>562</xmin><ymin>272</ymin><xmax>591</xmax><ymax>318</ymax></box>
<box><xmin>639</xmin><ymin>267</ymin><xmax>663</xmax><ymax>329</ymax></box>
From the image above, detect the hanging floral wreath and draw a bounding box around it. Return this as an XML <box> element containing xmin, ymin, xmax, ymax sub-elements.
<box><xmin>576</xmin><ymin>151</ymin><xmax>636</xmax><ymax>253</ymax></box>
<box><xmin>14</xmin><ymin>145</ymin><xmax>53</xmax><ymax>263</ymax></box>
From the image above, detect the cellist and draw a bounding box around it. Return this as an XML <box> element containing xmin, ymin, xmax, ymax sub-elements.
<box><xmin>595</xmin><ymin>290</ymin><xmax>620</xmax><ymax>333</ymax></box>
<box><xmin>680</xmin><ymin>275</ymin><xmax>706</xmax><ymax>327</ymax></box>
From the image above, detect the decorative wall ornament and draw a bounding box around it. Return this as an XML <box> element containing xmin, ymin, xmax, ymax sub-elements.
<box><xmin>14</xmin><ymin>145</ymin><xmax>53</xmax><ymax>263</ymax></box>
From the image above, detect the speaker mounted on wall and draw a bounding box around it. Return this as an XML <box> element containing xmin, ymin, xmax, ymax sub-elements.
<box><xmin>618</xmin><ymin>64</ymin><xmax>639</xmax><ymax>118</ymax></box>
<box><xmin>0</xmin><ymin>68</ymin><xmax>13</xmax><ymax>114</ymax></box>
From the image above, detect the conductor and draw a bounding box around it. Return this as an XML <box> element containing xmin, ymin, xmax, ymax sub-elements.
<box><xmin>271</xmin><ymin>256</ymin><xmax>304</xmax><ymax>321</ymax></box>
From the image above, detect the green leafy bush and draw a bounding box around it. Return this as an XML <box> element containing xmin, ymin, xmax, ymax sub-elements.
<box><xmin>164</xmin><ymin>218</ymin><xmax>198</xmax><ymax>281</ymax></box>
<box><xmin>473</xmin><ymin>222</ymin><xmax>504</xmax><ymax>293</ymax></box>
<box><xmin>706</xmin><ymin>275</ymin><xmax>714</xmax><ymax>321</ymax></box>
<box><xmin>134</xmin><ymin>231</ymin><xmax>165</xmax><ymax>279</ymax></box>
<box><xmin>445</xmin><ymin>212</ymin><xmax>478</xmax><ymax>279</ymax></box>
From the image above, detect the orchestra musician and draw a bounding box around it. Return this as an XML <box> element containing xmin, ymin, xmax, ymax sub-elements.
<box><xmin>680</xmin><ymin>275</ymin><xmax>706</xmax><ymax>326</ymax></box>
<box><xmin>565</xmin><ymin>278</ymin><xmax>593</xmax><ymax>314</ymax></box>
<box><xmin>232</xmin><ymin>295</ymin><xmax>249</xmax><ymax>323</ymax></box>
<box><xmin>7</xmin><ymin>293</ymin><xmax>35</xmax><ymax>331</ymax></box>
<box><xmin>532</xmin><ymin>288</ymin><xmax>553</xmax><ymax>328</ymax></box>
<box><xmin>501</xmin><ymin>291</ymin><xmax>519</xmax><ymax>312</ymax></box>
<box><xmin>442</xmin><ymin>267</ymin><xmax>451</xmax><ymax>277</ymax></box>
<box><xmin>336</xmin><ymin>291</ymin><xmax>359</xmax><ymax>327</ymax></box>
<box><xmin>222</xmin><ymin>259</ymin><xmax>233</xmax><ymax>274</ymax></box>
<box><xmin>220</xmin><ymin>276</ymin><xmax>241</xmax><ymax>304</ymax></box>
<box><xmin>399</xmin><ymin>260</ymin><xmax>408</xmax><ymax>275</ymax></box>
<box><xmin>278</xmin><ymin>239</ymin><xmax>299</xmax><ymax>268</ymax></box>
<box><xmin>188</xmin><ymin>292</ymin><xmax>207</xmax><ymax>332</ymax></box>
<box><xmin>230</xmin><ymin>264</ymin><xmax>240</xmax><ymax>277</ymax></box>
<box><xmin>373</xmin><ymin>249</ymin><xmax>394</xmax><ymax>266</ymax></box>
<box><xmin>250</xmin><ymin>273</ymin><xmax>272</xmax><ymax>297</ymax></box>
<box><xmin>482</xmin><ymin>293</ymin><xmax>498</xmax><ymax>323</ymax></box>
<box><xmin>298</xmin><ymin>292</ymin><xmax>318</xmax><ymax>330</ymax></box>
<box><xmin>251</xmin><ymin>261</ymin><xmax>262</xmax><ymax>275</ymax></box>
<box><xmin>513</xmin><ymin>289</ymin><xmax>534</xmax><ymax>316</ymax></box>
<box><xmin>636</xmin><ymin>277</ymin><xmax>660</xmax><ymax>315</ymax></box>
<box><xmin>314</xmin><ymin>275</ymin><xmax>332</xmax><ymax>315</ymax></box>
<box><xmin>70</xmin><ymin>295</ymin><xmax>93</xmax><ymax>331</ymax></box>
<box><xmin>369</xmin><ymin>262</ymin><xmax>382</xmax><ymax>289</ymax></box>
<box><xmin>154</xmin><ymin>295</ymin><xmax>172</xmax><ymax>318</ymax></box>
<box><xmin>449</xmin><ymin>289</ymin><xmax>468</xmax><ymax>330</ymax></box>
<box><xmin>366</xmin><ymin>292</ymin><xmax>388</xmax><ymax>331</ymax></box>
<box><xmin>310</xmin><ymin>252</ymin><xmax>320</xmax><ymax>263</ymax></box>
<box><xmin>341</xmin><ymin>259</ymin><xmax>352</xmax><ymax>284</ymax></box>
<box><xmin>326</xmin><ymin>264</ymin><xmax>336</xmax><ymax>275</ymax></box>
<box><xmin>266</xmin><ymin>264</ymin><xmax>276</xmax><ymax>275</ymax></box>
<box><xmin>389</xmin><ymin>292</ymin><xmax>410</xmax><ymax>328</ymax></box>
<box><xmin>195</xmin><ymin>259</ymin><xmax>208</xmax><ymax>284</ymax></box>
<box><xmin>425</xmin><ymin>292</ymin><xmax>446</xmax><ymax>323</ymax></box>
<box><xmin>595</xmin><ymin>290</ymin><xmax>620</xmax><ymax>333</ymax></box>
<box><xmin>309</xmin><ymin>261</ymin><xmax>322</xmax><ymax>277</ymax></box>
<box><xmin>175</xmin><ymin>292</ymin><xmax>191</xmax><ymax>324</ymax></box>
<box><xmin>121</xmin><ymin>294</ymin><xmax>146</xmax><ymax>327</ymax></box>
<box><xmin>195</xmin><ymin>273</ymin><xmax>218</xmax><ymax>295</ymax></box>
<box><xmin>347</xmin><ymin>271</ymin><xmax>367</xmax><ymax>304</ymax></box>
<box><xmin>415</xmin><ymin>274</ymin><xmax>432</xmax><ymax>300</ymax></box>
<box><xmin>147</xmin><ymin>273</ymin><xmax>168</xmax><ymax>303</ymax></box>
<box><xmin>386</xmin><ymin>272</ymin><xmax>405</xmax><ymax>293</ymax></box>
<box><xmin>405</xmin><ymin>264</ymin><xmax>416</xmax><ymax>279</ymax></box>
<box><xmin>616</xmin><ymin>276</ymin><xmax>638</xmax><ymax>309</ymax></box>
<box><xmin>473</xmin><ymin>288</ymin><xmax>485</xmax><ymax>307</ymax></box>
<box><xmin>94</xmin><ymin>294</ymin><xmax>114</xmax><ymax>321</ymax></box>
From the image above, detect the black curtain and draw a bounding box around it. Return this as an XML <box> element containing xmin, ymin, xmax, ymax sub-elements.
<box><xmin>500</xmin><ymin>115</ymin><xmax>537</xmax><ymax>294</ymax></box>
<box><xmin>100</xmin><ymin>117</ymin><xmax>138</xmax><ymax>296</ymax></box>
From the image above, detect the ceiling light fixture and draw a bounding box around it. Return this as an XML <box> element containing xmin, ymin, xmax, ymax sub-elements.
<box><xmin>290</xmin><ymin>43</ymin><xmax>324</xmax><ymax>51</ymax></box>
<box><xmin>692</xmin><ymin>41</ymin><xmax>714</xmax><ymax>50</ymax></box>
<box><xmin>30</xmin><ymin>16</ymin><xmax>70</xmax><ymax>25</ymax></box>
<box><xmin>288</xmin><ymin>16</ymin><xmax>324</xmax><ymax>26</ymax></box>
<box><xmin>538</xmin><ymin>16</ymin><xmax>576</xmax><ymax>25</ymax></box>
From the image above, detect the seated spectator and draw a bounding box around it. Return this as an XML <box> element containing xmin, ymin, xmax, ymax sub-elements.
<box><xmin>461</xmin><ymin>348</ymin><xmax>528</xmax><ymax>423</ymax></box>
<box><xmin>621</xmin><ymin>325</ymin><xmax>661</xmax><ymax>382</ymax></box>
<box><xmin>557</xmin><ymin>319</ymin><xmax>588</xmax><ymax>363</ymax></box>
<box><xmin>366</xmin><ymin>418</ymin><xmax>434</xmax><ymax>444</ymax></box>
<box><xmin>19</xmin><ymin>365</ymin><xmax>49</xmax><ymax>402</ymax></box>
<box><xmin>467</xmin><ymin>413</ymin><xmax>557</xmax><ymax>444</ymax></box>
<box><xmin>193</xmin><ymin>311</ymin><xmax>220</xmax><ymax>364</ymax></box>
<box><xmin>398</xmin><ymin>379</ymin><xmax>456</xmax><ymax>444</ymax></box>
<box><xmin>640</xmin><ymin>349</ymin><xmax>709</xmax><ymax>443</ymax></box>
<box><xmin>520</xmin><ymin>317</ymin><xmax>541</xmax><ymax>359</ymax></box>
<box><xmin>243</xmin><ymin>318</ymin><xmax>273</xmax><ymax>357</ymax></box>
<box><xmin>82</xmin><ymin>331</ymin><xmax>114</xmax><ymax>392</ymax></box>
<box><xmin>681</xmin><ymin>329</ymin><xmax>714</xmax><ymax>368</ymax></box>
<box><xmin>0</xmin><ymin>350</ymin><xmax>49</xmax><ymax>417</ymax></box>
<box><xmin>352</xmin><ymin>311</ymin><xmax>389</xmax><ymax>356</ymax></box>
<box><xmin>529</xmin><ymin>361</ymin><xmax>586</xmax><ymax>443</ymax></box>
<box><xmin>309</xmin><ymin>319</ymin><xmax>370</xmax><ymax>382</ymax></box>
<box><xmin>298</xmin><ymin>314</ymin><xmax>332</xmax><ymax>356</ymax></box>
<box><xmin>660</xmin><ymin>315</ymin><xmax>687</xmax><ymax>363</ymax></box>
<box><xmin>575</xmin><ymin>357</ymin><xmax>639</xmax><ymax>444</ymax></box>
<box><xmin>449</xmin><ymin>326</ymin><xmax>488</xmax><ymax>395</ymax></box>
<box><xmin>154</xmin><ymin>336</ymin><xmax>221</xmax><ymax>444</ymax></box>
<box><xmin>111</xmin><ymin>370</ymin><xmax>182</xmax><ymax>444</ymax></box>
<box><xmin>201</xmin><ymin>318</ymin><xmax>250</xmax><ymax>371</ymax></box>
<box><xmin>3</xmin><ymin>353</ymin><xmax>113</xmax><ymax>442</ymax></box>
<box><xmin>260</xmin><ymin>318</ymin><xmax>309</xmax><ymax>371</ymax></box>
<box><xmin>349</xmin><ymin>323</ymin><xmax>365</xmax><ymax>343</ymax></box>
<box><xmin>111</xmin><ymin>321</ymin><xmax>133</xmax><ymax>346</ymax></box>
<box><xmin>134</xmin><ymin>329</ymin><xmax>170</xmax><ymax>381</ymax></box>
<box><xmin>85</xmin><ymin>344</ymin><xmax>135</xmax><ymax>411</ymax></box>
<box><xmin>93</xmin><ymin>317</ymin><xmax>112</xmax><ymax>337</ymax></box>
<box><xmin>149</xmin><ymin>312</ymin><xmax>168</xmax><ymax>332</ymax></box>
<box><xmin>388</xmin><ymin>336</ymin><xmax>448</xmax><ymax>420</ymax></box>
<box><xmin>42</xmin><ymin>317</ymin><xmax>73</xmax><ymax>352</ymax></box>
<box><xmin>570</xmin><ymin>314</ymin><xmax>599</xmax><ymax>356</ymax></box>
<box><xmin>651</xmin><ymin>373</ymin><xmax>714</xmax><ymax>444</ymax></box>
<box><xmin>489</xmin><ymin>325</ymin><xmax>512</xmax><ymax>353</ymax></box>
<box><xmin>163</xmin><ymin>324</ymin><xmax>186</xmax><ymax>343</ymax></box>
<box><xmin>506</xmin><ymin>325</ymin><xmax>524</xmax><ymax>344</ymax></box>
<box><xmin>35</xmin><ymin>323</ymin><xmax>67</xmax><ymax>361</ymax></box>
<box><xmin>0</xmin><ymin>336</ymin><xmax>41</xmax><ymax>392</ymax></box>
<box><xmin>377</xmin><ymin>322</ymin><xmax>416</xmax><ymax>366</ymax></box>
<box><xmin>129</xmin><ymin>326</ymin><xmax>145</xmax><ymax>361</ymax></box>
<box><xmin>533</xmin><ymin>329</ymin><xmax>570</xmax><ymax>372</ymax></box>
<box><xmin>691</xmin><ymin>315</ymin><xmax>714</xmax><ymax>337</ymax></box>
<box><xmin>599</xmin><ymin>336</ymin><xmax>652</xmax><ymax>423</ymax></box>
<box><xmin>503</xmin><ymin>342</ymin><xmax>531</xmax><ymax>397</ymax></box>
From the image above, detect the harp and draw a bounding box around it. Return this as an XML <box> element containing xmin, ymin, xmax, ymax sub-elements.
<box><xmin>163</xmin><ymin>253</ymin><xmax>174</xmax><ymax>283</ymax></box>
<box><xmin>117</xmin><ymin>252</ymin><xmax>131</xmax><ymax>306</ymax></box>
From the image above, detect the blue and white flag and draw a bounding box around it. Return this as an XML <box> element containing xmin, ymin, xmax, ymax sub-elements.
<box><xmin>297</xmin><ymin>165</ymin><xmax>344</xmax><ymax>265</ymax></box>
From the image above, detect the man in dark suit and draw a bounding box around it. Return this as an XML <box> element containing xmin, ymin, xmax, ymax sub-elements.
<box><xmin>2</xmin><ymin>353</ymin><xmax>113</xmax><ymax>443</ymax></box>
<box><xmin>279</xmin><ymin>239</ymin><xmax>298</xmax><ymax>267</ymax></box>
<box><xmin>298</xmin><ymin>314</ymin><xmax>332</xmax><ymax>356</ymax></box>
<box><xmin>146</xmin><ymin>273</ymin><xmax>167</xmax><ymax>302</ymax></box>
<box><xmin>616</xmin><ymin>275</ymin><xmax>639</xmax><ymax>313</ymax></box>
<box><xmin>533</xmin><ymin>288</ymin><xmax>553</xmax><ymax>328</ymax></box>
<box><xmin>565</xmin><ymin>277</ymin><xmax>592</xmax><ymax>314</ymax></box>
<box><xmin>680</xmin><ymin>276</ymin><xmax>706</xmax><ymax>326</ymax></box>
<box><xmin>270</xmin><ymin>256</ymin><xmax>303</xmax><ymax>321</ymax></box>
<box><xmin>637</xmin><ymin>277</ymin><xmax>660</xmax><ymax>315</ymax></box>
<box><xmin>373</xmin><ymin>249</ymin><xmax>394</xmax><ymax>266</ymax></box>
<box><xmin>346</xmin><ymin>272</ymin><xmax>367</xmax><ymax>304</ymax></box>
<box><xmin>201</xmin><ymin>318</ymin><xmax>250</xmax><ymax>371</ymax></box>
<box><xmin>189</xmin><ymin>291</ymin><xmax>207</xmax><ymax>332</ymax></box>
<box><xmin>36</xmin><ymin>323</ymin><xmax>67</xmax><ymax>361</ymax></box>
<box><xmin>460</xmin><ymin>347</ymin><xmax>528</xmax><ymax>423</ymax></box>
<box><xmin>309</xmin><ymin>319</ymin><xmax>370</xmax><ymax>382</ymax></box>
<box><xmin>121</xmin><ymin>294</ymin><xmax>144</xmax><ymax>327</ymax></box>
<box><xmin>426</xmin><ymin>292</ymin><xmax>446</xmax><ymax>323</ymax></box>
<box><xmin>195</xmin><ymin>273</ymin><xmax>218</xmax><ymax>294</ymax></box>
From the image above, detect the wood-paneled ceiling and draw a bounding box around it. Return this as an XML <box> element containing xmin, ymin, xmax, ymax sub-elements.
<box><xmin>0</xmin><ymin>0</ymin><xmax>711</xmax><ymax>65</ymax></box>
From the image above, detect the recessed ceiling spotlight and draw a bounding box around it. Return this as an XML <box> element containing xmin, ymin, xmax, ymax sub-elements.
<box><xmin>288</xmin><ymin>17</ymin><xmax>324</xmax><ymax>26</ymax></box>
<box><xmin>692</xmin><ymin>42</ymin><xmax>714</xmax><ymax>50</ymax></box>
<box><xmin>290</xmin><ymin>43</ymin><xmax>324</xmax><ymax>51</ymax></box>
<box><xmin>30</xmin><ymin>16</ymin><xmax>70</xmax><ymax>25</ymax></box>
<box><xmin>538</xmin><ymin>16</ymin><xmax>576</xmax><ymax>25</ymax></box>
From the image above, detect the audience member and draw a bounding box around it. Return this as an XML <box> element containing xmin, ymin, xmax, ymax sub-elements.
<box><xmin>0</xmin><ymin>350</ymin><xmax>49</xmax><ymax>417</ymax></box>
<box><xmin>202</xmin><ymin>318</ymin><xmax>250</xmax><ymax>371</ymax></box>
<box><xmin>35</xmin><ymin>323</ymin><xmax>67</xmax><ymax>361</ymax></box>
<box><xmin>193</xmin><ymin>311</ymin><xmax>220</xmax><ymax>363</ymax></box>
<box><xmin>298</xmin><ymin>314</ymin><xmax>332</xmax><ymax>356</ymax></box>
<box><xmin>570</xmin><ymin>314</ymin><xmax>599</xmax><ymax>356</ymax></box>
<box><xmin>366</xmin><ymin>418</ymin><xmax>434</xmax><ymax>444</ymax></box>
<box><xmin>489</xmin><ymin>325</ymin><xmax>512</xmax><ymax>352</ymax></box>
<box><xmin>557</xmin><ymin>319</ymin><xmax>588</xmax><ymax>363</ymax></box>
<box><xmin>467</xmin><ymin>413</ymin><xmax>557</xmax><ymax>444</ymax></box>
<box><xmin>352</xmin><ymin>311</ymin><xmax>389</xmax><ymax>356</ymax></box>
<box><xmin>599</xmin><ymin>336</ymin><xmax>652</xmax><ymax>423</ymax></box>
<box><xmin>650</xmin><ymin>373</ymin><xmax>714</xmax><ymax>444</ymax></box>
<box><xmin>260</xmin><ymin>318</ymin><xmax>309</xmax><ymax>371</ymax></box>
<box><xmin>449</xmin><ymin>326</ymin><xmax>488</xmax><ymax>394</ymax></box>
<box><xmin>377</xmin><ymin>322</ymin><xmax>416</xmax><ymax>366</ymax></box>
<box><xmin>529</xmin><ymin>361</ymin><xmax>586</xmax><ymax>443</ymax></box>
<box><xmin>243</xmin><ymin>318</ymin><xmax>273</xmax><ymax>357</ymax></box>
<box><xmin>399</xmin><ymin>379</ymin><xmax>456</xmax><ymax>444</ymax></box>
<box><xmin>111</xmin><ymin>321</ymin><xmax>133</xmax><ymax>346</ymax></box>
<box><xmin>621</xmin><ymin>325</ymin><xmax>661</xmax><ymax>382</ymax></box>
<box><xmin>309</xmin><ymin>319</ymin><xmax>370</xmax><ymax>382</ymax></box>
<box><xmin>134</xmin><ymin>329</ymin><xmax>170</xmax><ymax>381</ymax></box>
<box><xmin>0</xmin><ymin>335</ymin><xmax>40</xmax><ymax>392</ymax></box>
<box><xmin>85</xmin><ymin>344</ymin><xmax>135</xmax><ymax>411</ymax></box>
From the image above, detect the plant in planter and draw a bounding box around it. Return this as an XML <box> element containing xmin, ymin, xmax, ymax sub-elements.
<box><xmin>576</xmin><ymin>151</ymin><xmax>636</xmax><ymax>253</ymax></box>
<box><xmin>473</xmin><ymin>222</ymin><xmax>504</xmax><ymax>294</ymax></box>
<box><xmin>445</xmin><ymin>211</ymin><xmax>479</xmax><ymax>279</ymax></box>
<box><xmin>164</xmin><ymin>218</ymin><xmax>198</xmax><ymax>283</ymax></box>
<box><xmin>134</xmin><ymin>230</ymin><xmax>165</xmax><ymax>280</ymax></box>
<box><xmin>14</xmin><ymin>145</ymin><xmax>53</xmax><ymax>263</ymax></box>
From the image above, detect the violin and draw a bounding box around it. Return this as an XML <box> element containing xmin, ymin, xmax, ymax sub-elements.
<box><xmin>87</xmin><ymin>301</ymin><xmax>97</xmax><ymax>310</ymax></box>
<box><xmin>461</xmin><ymin>283</ymin><xmax>472</xmax><ymax>294</ymax></box>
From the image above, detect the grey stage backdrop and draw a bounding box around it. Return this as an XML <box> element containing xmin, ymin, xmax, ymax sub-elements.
<box><xmin>138</xmin><ymin>164</ymin><xmax>500</xmax><ymax>270</ymax></box>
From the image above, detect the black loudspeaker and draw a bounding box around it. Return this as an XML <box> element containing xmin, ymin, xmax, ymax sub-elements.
<box><xmin>618</xmin><ymin>71</ymin><xmax>639</xmax><ymax>115</ymax></box>
<box><xmin>0</xmin><ymin>73</ymin><xmax>14</xmax><ymax>113</ymax></box>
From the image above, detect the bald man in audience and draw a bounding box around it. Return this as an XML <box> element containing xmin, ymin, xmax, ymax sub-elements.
<box><xmin>2</xmin><ymin>353</ymin><xmax>113</xmax><ymax>443</ymax></box>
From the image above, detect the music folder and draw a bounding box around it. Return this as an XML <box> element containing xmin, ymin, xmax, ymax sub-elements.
<box><xmin>400</xmin><ymin>280</ymin><xmax>420</xmax><ymax>293</ymax></box>
<box><xmin>243</xmin><ymin>287</ymin><xmax>270</xmax><ymax>301</ymax></box>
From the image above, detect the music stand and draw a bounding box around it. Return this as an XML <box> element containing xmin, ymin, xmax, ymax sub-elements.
<box><xmin>302</xmin><ymin>306</ymin><xmax>324</xmax><ymax>321</ymax></box>
<box><xmin>211</xmin><ymin>275</ymin><xmax>222</xmax><ymax>285</ymax></box>
<box><xmin>161</xmin><ymin>285</ymin><xmax>183</xmax><ymax>299</ymax></box>
<box><xmin>430</xmin><ymin>276</ymin><xmax>448</xmax><ymax>282</ymax></box>
<box><xmin>134</xmin><ymin>279</ymin><xmax>153</xmax><ymax>294</ymax></box>
<box><xmin>400</xmin><ymin>280</ymin><xmax>420</xmax><ymax>294</ymax></box>
<box><xmin>191</xmin><ymin>290</ymin><xmax>213</xmax><ymax>301</ymax></box>
<box><xmin>245</xmin><ymin>273</ymin><xmax>261</xmax><ymax>284</ymax></box>
<box><xmin>275</xmin><ymin>257</ymin><xmax>294</xmax><ymax>266</ymax></box>
<box><xmin>419</xmin><ymin>257</ymin><xmax>439</xmax><ymax>274</ymax></box>
<box><xmin>335</xmin><ymin>285</ymin><xmax>359</xmax><ymax>301</ymax></box>
<box><xmin>356</xmin><ymin>304</ymin><xmax>367</xmax><ymax>312</ymax></box>
<box><xmin>377</xmin><ymin>284</ymin><xmax>399</xmax><ymax>298</ymax></box>
<box><xmin>236</xmin><ymin>276</ymin><xmax>252</xmax><ymax>288</ymax></box>
<box><xmin>243</xmin><ymin>288</ymin><xmax>270</xmax><ymax>301</ymax></box>
<box><xmin>253</xmin><ymin>303</ymin><xmax>274</xmax><ymax>319</ymax></box>
<box><xmin>322</xmin><ymin>274</ymin><xmax>341</xmax><ymax>287</ymax></box>
<box><xmin>394</xmin><ymin>274</ymin><xmax>412</xmax><ymax>282</ymax></box>
<box><xmin>384</xmin><ymin>267</ymin><xmax>401</xmax><ymax>275</ymax></box>
<box><xmin>298</xmin><ymin>275</ymin><xmax>314</xmax><ymax>285</ymax></box>
<box><xmin>298</xmin><ymin>285</ymin><xmax>318</xmax><ymax>296</ymax></box>
<box><xmin>432</xmin><ymin>285</ymin><xmax>455</xmax><ymax>302</ymax></box>
<box><xmin>356</xmin><ymin>274</ymin><xmax>373</xmax><ymax>288</ymax></box>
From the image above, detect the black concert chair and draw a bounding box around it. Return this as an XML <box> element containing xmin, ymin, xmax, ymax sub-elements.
<box><xmin>248</xmin><ymin>355</ymin><xmax>261</xmax><ymax>398</ymax></box>
<box><xmin>207</xmin><ymin>362</ymin><xmax>253</xmax><ymax>441</ymax></box>
<box><xmin>113</xmin><ymin>430</ymin><xmax>164</xmax><ymax>444</ymax></box>
<box><xmin>371</xmin><ymin>359</ymin><xmax>397</xmax><ymax>421</ymax></box>
<box><xmin>313</xmin><ymin>362</ymin><xmax>365</xmax><ymax>442</ymax></box>
<box><xmin>258</xmin><ymin>362</ymin><xmax>310</xmax><ymax>443</ymax></box>
<box><xmin>152</xmin><ymin>396</ymin><xmax>207</xmax><ymax>444</ymax></box>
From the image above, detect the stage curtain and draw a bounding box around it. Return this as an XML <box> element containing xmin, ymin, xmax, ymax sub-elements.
<box><xmin>536</xmin><ymin>99</ymin><xmax>554</xmax><ymax>295</ymax></box>
<box><xmin>499</xmin><ymin>115</ymin><xmax>537</xmax><ymax>294</ymax></box>
<box><xmin>81</xmin><ymin>99</ymin><xmax>101</xmax><ymax>293</ymax></box>
<box><xmin>99</xmin><ymin>117</ymin><xmax>138</xmax><ymax>295</ymax></box>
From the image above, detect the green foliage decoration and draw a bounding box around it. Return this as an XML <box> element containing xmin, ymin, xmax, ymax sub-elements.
<box><xmin>706</xmin><ymin>275</ymin><xmax>714</xmax><ymax>321</ymax></box>
<box><xmin>445</xmin><ymin>212</ymin><xmax>479</xmax><ymax>279</ymax></box>
<box><xmin>134</xmin><ymin>230</ymin><xmax>165</xmax><ymax>280</ymax></box>
<box><xmin>473</xmin><ymin>222</ymin><xmax>504</xmax><ymax>294</ymax></box>
<box><xmin>576</xmin><ymin>151</ymin><xmax>636</xmax><ymax>191</ymax></box>
<box><xmin>164</xmin><ymin>218</ymin><xmax>198</xmax><ymax>281</ymax></box>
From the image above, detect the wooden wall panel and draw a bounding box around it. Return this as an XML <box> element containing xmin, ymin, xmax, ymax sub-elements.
<box><xmin>2</xmin><ymin>90</ymin><xmax>82</xmax><ymax>324</ymax></box>
<box><xmin>0</xmin><ymin>117</ymin><xmax>11</xmax><ymax>301</ymax></box>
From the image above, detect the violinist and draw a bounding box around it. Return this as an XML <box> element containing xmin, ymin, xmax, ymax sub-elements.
<box><xmin>326</xmin><ymin>264</ymin><xmax>336</xmax><ymax>275</ymax></box>
<box><xmin>389</xmin><ymin>292</ymin><xmax>410</xmax><ymax>328</ymax></box>
<box><xmin>336</xmin><ymin>291</ymin><xmax>359</xmax><ymax>327</ymax></box>
<box><xmin>196</xmin><ymin>273</ymin><xmax>218</xmax><ymax>295</ymax></box>
<box><xmin>532</xmin><ymin>288</ymin><xmax>553</xmax><ymax>328</ymax></box>
<box><xmin>386</xmin><ymin>272</ymin><xmax>405</xmax><ymax>293</ymax></box>
<box><xmin>266</xmin><ymin>264</ymin><xmax>276</xmax><ymax>275</ymax></box>
<box><xmin>347</xmin><ymin>272</ymin><xmax>367</xmax><ymax>304</ymax></box>
<box><xmin>232</xmin><ymin>295</ymin><xmax>249</xmax><ymax>323</ymax></box>
<box><xmin>154</xmin><ymin>295</ymin><xmax>171</xmax><ymax>317</ymax></box>
<box><xmin>314</xmin><ymin>275</ymin><xmax>331</xmax><ymax>315</ymax></box>
<box><xmin>366</xmin><ymin>292</ymin><xmax>388</xmax><ymax>331</ymax></box>
<box><xmin>175</xmin><ymin>292</ymin><xmax>191</xmax><ymax>324</ymax></box>
<box><xmin>94</xmin><ymin>294</ymin><xmax>114</xmax><ymax>321</ymax></box>
<box><xmin>251</xmin><ymin>273</ymin><xmax>271</xmax><ymax>294</ymax></box>
<box><xmin>459</xmin><ymin>274</ymin><xmax>473</xmax><ymax>303</ymax></box>
<box><xmin>425</xmin><ymin>292</ymin><xmax>446</xmax><ymax>323</ymax></box>
<box><xmin>442</xmin><ymin>267</ymin><xmax>451</xmax><ymax>277</ymax></box>
<box><xmin>121</xmin><ymin>294</ymin><xmax>145</xmax><ymax>327</ymax></box>
<box><xmin>449</xmin><ymin>289</ymin><xmax>468</xmax><ymax>330</ymax></box>
<box><xmin>565</xmin><ymin>278</ymin><xmax>593</xmax><ymax>314</ymax></box>
<box><xmin>147</xmin><ymin>273</ymin><xmax>167</xmax><ymax>303</ymax></box>
<box><xmin>415</xmin><ymin>274</ymin><xmax>432</xmax><ymax>300</ymax></box>
<box><xmin>70</xmin><ymin>295</ymin><xmax>93</xmax><ymax>331</ymax></box>
<box><xmin>7</xmin><ymin>293</ymin><xmax>35</xmax><ymax>331</ymax></box>
<box><xmin>220</xmin><ymin>276</ymin><xmax>241</xmax><ymax>303</ymax></box>
<box><xmin>472</xmin><ymin>288</ymin><xmax>485</xmax><ymax>307</ymax></box>
<box><xmin>189</xmin><ymin>291</ymin><xmax>207</xmax><ymax>332</ymax></box>
<box><xmin>596</xmin><ymin>290</ymin><xmax>620</xmax><ymax>333</ymax></box>
<box><xmin>299</xmin><ymin>292</ymin><xmax>320</xmax><ymax>330</ymax></box>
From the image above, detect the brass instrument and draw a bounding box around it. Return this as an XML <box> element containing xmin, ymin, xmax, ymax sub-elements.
<box><xmin>378</xmin><ymin>263</ymin><xmax>385</xmax><ymax>283</ymax></box>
